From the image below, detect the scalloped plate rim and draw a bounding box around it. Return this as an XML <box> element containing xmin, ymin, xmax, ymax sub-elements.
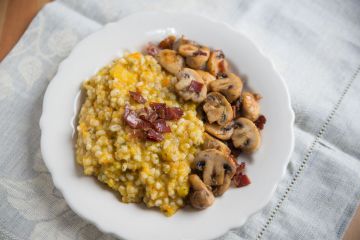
<box><xmin>40</xmin><ymin>11</ymin><xmax>295</xmax><ymax>240</ymax></box>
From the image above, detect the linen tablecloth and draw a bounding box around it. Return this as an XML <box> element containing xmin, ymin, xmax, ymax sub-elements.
<box><xmin>1</xmin><ymin>0</ymin><xmax>359</xmax><ymax>239</ymax></box>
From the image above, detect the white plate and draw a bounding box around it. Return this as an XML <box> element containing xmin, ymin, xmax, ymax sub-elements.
<box><xmin>40</xmin><ymin>11</ymin><xmax>294</xmax><ymax>240</ymax></box>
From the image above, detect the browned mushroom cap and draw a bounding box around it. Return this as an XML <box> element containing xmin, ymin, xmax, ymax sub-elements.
<box><xmin>232</xmin><ymin>117</ymin><xmax>261</xmax><ymax>153</ymax></box>
<box><xmin>207</xmin><ymin>50</ymin><xmax>229</xmax><ymax>76</ymax></box>
<box><xmin>196</xmin><ymin>70</ymin><xmax>216</xmax><ymax>86</ymax></box>
<box><xmin>192</xmin><ymin>149</ymin><xmax>236</xmax><ymax>195</ymax></box>
<box><xmin>205</xmin><ymin>122</ymin><xmax>234</xmax><ymax>140</ymax></box>
<box><xmin>189</xmin><ymin>174</ymin><xmax>215</xmax><ymax>209</ymax></box>
<box><xmin>175</xmin><ymin>68</ymin><xmax>207</xmax><ymax>102</ymax></box>
<box><xmin>209</xmin><ymin>73</ymin><xmax>243</xmax><ymax>103</ymax></box>
<box><xmin>203</xmin><ymin>92</ymin><xmax>233</xmax><ymax>125</ymax></box>
<box><xmin>185</xmin><ymin>46</ymin><xmax>210</xmax><ymax>70</ymax></box>
<box><xmin>172</xmin><ymin>36</ymin><xmax>192</xmax><ymax>52</ymax></box>
<box><xmin>203</xmin><ymin>132</ymin><xmax>231</xmax><ymax>155</ymax></box>
<box><xmin>156</xmin><ymin>49</ymin><xmax>184</xmax><ymax>75</ymax></box>
<box><xmin>178</xmin><ymin>43</ymin><xmax>199</xmax><ymax>57</ymax></box>
<box><xmin>241</xmin><ymin>92</ymin><xmax>260</xmax><ymax>121</ymax></box>
<box><xmin>158</xmin><ymin>35</ymin><xmax>176</xmax><ymax>49</ymax></box>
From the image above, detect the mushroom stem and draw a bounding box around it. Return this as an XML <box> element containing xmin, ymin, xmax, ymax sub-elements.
<box><xmin>192</xmin><ymin>149</ymin><xmax>236</xmax><ymax>197</ymax></box>
<box><xmin>213</xmin><ymin>176</ymin><xmax>232</xmax><ymax>197</ymax></box>
<box><xmin>189</xmin><ymin>174</ymin><xmax>215</xmax><ymax>209</ymax></box>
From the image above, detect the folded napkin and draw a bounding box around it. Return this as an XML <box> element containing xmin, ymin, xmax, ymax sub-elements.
<box><xmin>0</xmin><ymin>0</ymin><xmax>359</xmax><ymax>239</ymax></box>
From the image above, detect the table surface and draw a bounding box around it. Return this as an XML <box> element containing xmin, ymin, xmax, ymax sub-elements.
<box><xmin>0</xmin><ymin>0</ymin><xmax>359</xmax><ymax>239</ymax></box>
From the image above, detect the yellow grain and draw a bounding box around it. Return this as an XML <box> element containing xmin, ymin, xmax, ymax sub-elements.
<box><xmin>76</xmin><ymin>53</ymin><xmax>204</xmax><ymax>216</ymax></box>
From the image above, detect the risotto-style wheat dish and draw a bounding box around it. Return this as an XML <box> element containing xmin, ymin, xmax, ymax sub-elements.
<box><xmin>76</xmin><ymin>35</ymin><xmax>266</xmax><ymax>216</ymax></box>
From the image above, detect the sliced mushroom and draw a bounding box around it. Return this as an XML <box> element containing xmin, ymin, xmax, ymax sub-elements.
<box><xmin>205</xmin><ymin>122</ymin><xmax>234</xmax><ymax>140</ymax></box>
<box><xmin>212</xmin><ymin>175</ymin><xmax>232</xmax><ymax>197</ymax></box>
<box><xmin>157</xmin><ymin>49</ymin><xmax>184</xmax><ymax>75</ymax></box>
<box><xmin>192</xmin><ymin>149</ymin><xmax>236</xmax><ymax>196</ymax></box>
<box><xmin>189</xmin><ymin>174</ymin><xmax>215</xmax><ymax>209</ymax></box>
<box><xmin>203</xmin><ymin>92</ymin><xmax>233</xmax><ymax>125</ymax></box>
<box><xmin>196</xmin><ymin>70</ymin><xmax>216</xmax><ymax>86</ymax></box>
<box><xmin>178</xmin><ymin>43</ymin><xmax>199</xmax><ymax>57</ymax></box>
<box><xmin>185</xmin><ymin>46</ymin><xmax>210</xmax><ymax>70</ymax></box>
<box><xmin>203</xmin><ymin>132</ymin><xmax>231</xmax><ymax>155</ymax></box>
<box><xmin>175</xmin><ymin>68</ymin><xmax>207</xmax><ymax>102</ymax></box>
<box><xmin>209</xmin><ymin>73</ymin><xmax>243</xmax><ymax>103</ymax></box>
<box><xmin>232</xmin><ymin>117</ymin><xmax>261</xmax><ymax>153</ymax></box>
<box><xmin>158</xmin><ymin>35</ymin><xmax>176</xmax><ymax>49</ymax></box>
<box><xmin>241</xmin><ymin>92</ymin><xmax>260</xmax><ymax>121</ymax></box>
<box><xmin>207</xmin><ymin>50</ymin><xmax>229</xmax><ymax>76</ymax></box>
<box><xmin>173</xmin><ymin>36</ymin><xmax>192</xmax><ymax>52</ymax></box>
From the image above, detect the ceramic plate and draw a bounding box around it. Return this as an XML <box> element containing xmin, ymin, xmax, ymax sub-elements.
<box><xmin>40</xmin><ymin>11</ymin><xmax>294</xmax><ymax>240</ymax></box>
